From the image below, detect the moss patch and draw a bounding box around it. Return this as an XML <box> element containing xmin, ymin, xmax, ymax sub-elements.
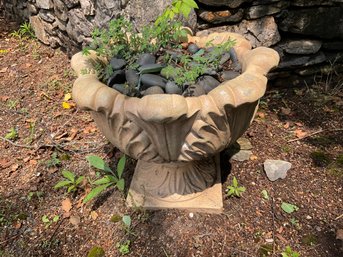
<box><xmin>310</xmin><ymin>151</ymin><xmax>332</xmax><ymax>167</ymax></box>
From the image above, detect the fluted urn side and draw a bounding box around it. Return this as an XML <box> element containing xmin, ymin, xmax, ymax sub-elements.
<box><xmin>71</xmin><ymin>32</ymin><xmax>279</xmax><ymax>212</ymax></box>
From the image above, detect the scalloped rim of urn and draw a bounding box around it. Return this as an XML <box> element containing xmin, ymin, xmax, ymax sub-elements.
<box><xmin>71</xmin><ymin>32</ymin><xmax>280</xmax><ymax>121</ymax></box>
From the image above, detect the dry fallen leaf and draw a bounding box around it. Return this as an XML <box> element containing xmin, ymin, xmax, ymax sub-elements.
<box><xmin>64</xmin><ymin>93</ymin><xmax>72</xmax><ymax>101</ymax></box>
<box><xmin>10</xmin><ymin>163</ymin><xmax>19</xmax><ymax>172</ymax></box>
<box><xmin>257</xmin><ymin>112</ymin><xmax>265</xmax><ymax>119</ymax></box>
<box><xmin>14</xmin><ymin>221</ymin><xmax>22</xmax><ymax>229</ymax></box>
<box><xmin>66</xmin><ymin>128</ymin><xmax>78</xmax><ymax>141</ymax></box>
<box><xmin>29</xmin><ymin>159</ymin><xmax>38</xmax><ymax>166</ymax></box>
<box><xmin>90</xmin><ymin>211</ymin><xmax>98</xmax><ymax>220</ymax></box>
<box><xmin>0</xmin><ymin>159</ymin><xmax>11</xmax><ymax>169</ymax></box>
<box><xmin>295</xmin><ymin>129</ymin><xmax>307</xmax><ymax>138</ymax></box>
<box><xmin>283</xmin><ymin>122</ymin><xmax>290</xmax><ymax>129</ymax></box>
<box><xmin>250</xmin><ymin>155</ymin><xmax>258</xmax><ymax>160</ymax></box>
<box><xmin>295</xmin><ymin>122</ymin><xmax>303</xmax><ymax>127</ymax></box>
<box><xmin>69</xmin><ymin>215</ymin><xmax>81</xmax><ymax>226</ymax></box>
<box><xmin>0</xmin><ymin>95</ymin><xmax>10</xmax><ymax>102</ymax></box>
<box><xmin>0</xmin><ymin>67</ymin><xmax>8</xmax><ymax>73</ymax></box>
<box><xmin>83</xmin><ymin>126</ymin><xmax>97</xmax><ymax>134</ymax></box>
<box><xmin>281</xmin><ymin>107</ymin><xmax>291</xmax><ymax>115</ymax></box>
<box><xmin>61</xmin><ymin>198</ymin><xmax>72</xmax><ymax>213</ymax></box>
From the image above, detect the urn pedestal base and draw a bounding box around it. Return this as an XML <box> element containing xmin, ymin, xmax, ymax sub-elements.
<box><xmin>126</xmin><ymin>155</ymin><xmax>223</xmax><ymax>213</ymax></box>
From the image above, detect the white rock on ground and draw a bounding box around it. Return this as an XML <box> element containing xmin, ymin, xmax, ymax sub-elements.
<box><xmin>264</xmin><ymin>159</ymin><xmax>292</xmax><ymax>181</ymax></box>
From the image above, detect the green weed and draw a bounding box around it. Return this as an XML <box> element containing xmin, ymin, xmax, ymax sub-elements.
<box><xmin>10</xmin><ymin>22</ymin><xmax>36</xmax><ymax>39</ymax></box>
<box><xmin>46</xmin><ymin>152</ymin><xmax>61</xmax><ymax>168</ymax></box>
<box><xmin>281</xmin><ymin>246</ymin><xmax>300</xmax><ymax>257</ymax></box>
<box><xmin>83</xmin><ymin>155</ymin><xmax>126</xmax><ymax>203</ymax></box>
<box><xmin>54</xmin><ymin>170</ymin><xmax>85</xmax><ymax>193</ymax></box>
<box><xmin>42</xmin><ymin>214</ymin><xmax>59</xmax><ymax>228</ymax></box>
<box><xmin>226</xmin><ymin>176</ymin><xmax>246</xmax><ymax>198</ymax></box>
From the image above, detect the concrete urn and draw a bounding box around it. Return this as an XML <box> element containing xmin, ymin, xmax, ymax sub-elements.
<box><xmin>71</xmin><ymin>32</ymin><xmax>279</xmax><ymax>212</ymax></box>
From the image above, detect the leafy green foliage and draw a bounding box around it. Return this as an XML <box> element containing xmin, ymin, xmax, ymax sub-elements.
<box><xmin>87</xmin><ymin>246</ymin><xmax>105</xmax><ymax>257</ymax></box>
<box><xmin>261</xmin><ymin>189</ymin><xmax>269</xmax><ymax>200</ymax></box>
<box><xmin>226</xmin><ymin>176</ymin><xmax>246</xmax><ymax>198</ymax></box>
<box><xmin>42</xmin><ymin>214</ymin><xmax>59</xmax><ymax>228</ymax></box>
<box><xmin>54</xmin><ymin>170</ymin><xmax>85</xmax><ymax>193</ymax></box>
<box><xmin>46</xmin><ymin>152</ymin><xmax>61</xmax><ymax>168</ymax></box>
<box><xmin>83</xmin><ymin>0</ymin><xmax>199</xmax><ymax>83</ymax></box>
<box><xmin>116</xmin><ymin>240</ymin><xmax>130</xmax><ymax>255</ymax></box>
<box><xmin>281</xmin><ymin>246</ymin><xmax>300</xmax><ymax>257</ymax></box>
<box><xmin>155</xmin><ymin>0</ymin><xmax>198</xmax><ymax>24</ymax></box>
<box><xmin>10</xmin><ymin>22</ymin><xmax>36</xmax><ymax>39</ymax></box>
<box><xmin>281</xmin><ymin>202</ymin><xmax>299</xmax><ymax>214</ymax></box>
<box><xmin>83</xmin><ymin>155</ymin><xmax>126</xmax><ymax>203</ymax></box>
<box><xmin>4</xmin><ymin>127</ymin><xmax>18</xmax><ymax>141</ymax></box>
<box><xmin>162</xmin><ymin>40</ymin><xmax>235</xmax><ymax>87</ymax></box>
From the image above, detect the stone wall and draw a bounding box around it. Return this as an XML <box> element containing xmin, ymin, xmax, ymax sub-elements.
<box><xmin>2</xmin><ymin>0</ymin><xmax>343</xmax><ymax>86</ymax></box>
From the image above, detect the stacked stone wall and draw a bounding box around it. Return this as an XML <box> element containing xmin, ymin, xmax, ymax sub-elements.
<box><xmin>2</xmin><ymin>0</ymin><xmax>343</xmax><ymax>85</ymax></box>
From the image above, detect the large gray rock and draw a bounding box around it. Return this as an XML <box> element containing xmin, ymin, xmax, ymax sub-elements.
<box><xmin>278</xmin><ymin>7</ymin><xmax>343</xmax><ymax>39</ymax></box>
<box><xmin>264</xmin><ymin>159</ymin><xmax>291</xmax><ymax>181</ymax></box>
<box><xmin>197</xmin><ymin>16</ymin><xmax>280</xmax><ymax>47</ymax></box>
<box><xmin>121</xmin><ymin>0</ymin><xmax>172</xmax><ymax>29</ymax></box>
<box><xmin>39</xmin><ymin>10</ymin><xmax>56</xmax><ymax>23</ymax></box>
<box><xmin>80</xmin><ymin>0</ymin><xmax>95</xmax><ymax>16</ymax></box>
<box><xmin>245</xmin><ymin>1</ymin><xmax>289</xmax><ymax>19</ymax></box>
<box><xmin>28</xmin><ymin>4</ymin><xmax>38</xmax><ymax>15</ymax></box>
<box><xmin>29</xmin><ymin>15</ymin><xmax>50</xmax><ymax>45</ymax></box>
<box><xmin>66</xmin><ymin>9</ymin><xmax>93</xmax><ymax>43</ymax></box>
<box><xmin>61</xmin><ymin>0</ymin><xmax>79</xmax><ymax>9</ymax></box>
<box><xmin>198</xmin><ymin>0</ymin><xmax>253</xmax><ymax>8</ymax></box>
<box><xmin>291</xmin><ymin>0</ymin><xmax>335</xmax><ymax>6</ymax></box>
<box><xmin>36</xmin><ymin>0</ymin><xmax>53</xmax><ymax>10</ymax></box>
<box><xmin>278</xmin><ymin>52</ymin><xmax>326</xmax><ymax>69</ymax></box>
<box><xmin>284</xmin><ymin>40</ymin><xmax>322</xmax><ymax>55</ymax></box>
<box><xmin>231</xmin><ymin>150</ymin><xmax>252</xmax><ymax>162</ymax></box>
<box><xmin>54</xmin><ymin>0</ymin><xmax>68</xmax><ymax>21</ymax></box>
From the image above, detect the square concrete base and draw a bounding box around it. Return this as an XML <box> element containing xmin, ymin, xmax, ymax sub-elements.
<box><xmin>126</xmin><ymin>156</ymin><xmax>223</xmax><ymax>213</ymax></box>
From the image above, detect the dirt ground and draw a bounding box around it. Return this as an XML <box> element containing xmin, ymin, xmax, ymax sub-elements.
<box><xmin>0</xmin><ymin>18</ymin><xmax>342</xmax><ymax>257</ymax></box>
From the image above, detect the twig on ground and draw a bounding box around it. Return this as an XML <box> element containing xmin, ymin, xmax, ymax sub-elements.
<box><xmin>0</xmin><ymin>136</ymin><xmax>36</xmax><ymax>149</ymax></box>
<box><xmin>335</xmin><ymin>213</ymin><xmax>343</xmax><ymax>220</ymax></box>
<box><xmin>0</xmin><ymin>232</ymin><xmax>22</xmax><ymax>246</ymax></box>
<box><xmin>288</xmin><ymin>128</ymin><xmax>343</xmax><ymax>142</ymax></box>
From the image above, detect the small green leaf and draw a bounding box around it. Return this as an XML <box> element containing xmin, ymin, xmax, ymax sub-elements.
<box><xmin>281</xmin><ymin>202</ymin><xmax>299</xmax><ymax>214</ymax></box>
<box><xmin>67</xmin><ymin>185</ymin><xmax>76</xmax><ymax>193</ymax></box>
<box><xmin>110</xmin><ymin>214</ymin><xmax>122</xmax><ymax>223</ymax></box>
<box><xmin>238</xmin><ymin>186</ymin><xmax>246</xmax><ymax>194</ymax></box>
<box><xmin>261</xmin><ymin>189</ymin><xmax>269</xmax><ymax>200</ymax></box>
<box><xmin>183</xmin><ymin>0</ymin><xmax>198</xmax><ymax>9</ymax></box>
<box><xmin>83</xmin><ymin>183</ymin><xmax>111</xmax><ymax>203</ymax></box>
<box><xmin>62</xmin><ymin>170</ymin><xmax>75</xmax><ymax>182</ymax></box>
<box><xmin>116</xmin><ymin>155</ymin><xmax>126</xmax><ymax>178</ymax></box>
<box><xmin>5</xmin><ymin>127</ymin><xmax>18</xmax><ymax>140</ymax></box>
<box><xmin>42</xmin><ymin>215</ymin><xmax>49</xmax><ymax>223</ymax></box>
<box><xmin>75</xmin><ymin>176</ymin><xmax>85</xmax><ymax>185</ymax></box>
<box><xmin>93</xmin><ymin>176</ymin><xmax>112</xmax><ymax>185</ymax></box>
<box><xmin>180</xmin><ymin>3</ymin><xmax>192</xmax><ymax>18</ymax></box>
<box><xmin>86</xmin><ymin>155</ymin><xmax>112</xmax><ymax>173</ymax></box>
<box><xmin>116</xmin><ymin>178</ymin><xmax>125</xmax><ymax>191</ymax></box>
<box><xmin>52</xmin><ymin>215</ymin><xmax>59</xmax><ymax>222</ymax></box>
<box><xmin>87</xmin><ymin>246</ymin><xmax>105</xmax><ymax>257</ymax></box>
<box><xmin>232</xmin><ymin>176</ymin><xmax>238</xmax><ymax>187</ymax></box>
<box><xmin>54</xmin><ymin>180</ymin><xmax>73</xmax><ymax>189</ymax></box>
<box><xmin>122</xmin><ymin>215</ymin><xmax>131</xmax><ymax>228</ymax></box>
